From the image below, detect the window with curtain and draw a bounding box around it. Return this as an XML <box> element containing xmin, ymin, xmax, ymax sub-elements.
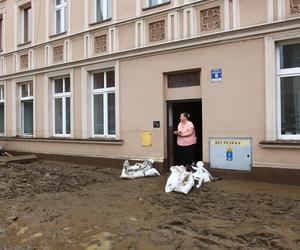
<box><xmin>53</xmin><ymin>77</ymin><xmax>71</xmax><ymax>136</ymax></box>
<box><xmin>55</xmin><ymin>0</ymin><xmax>67</xmax><ymax>34</ymax></box>
<box><xmin>148</xmin><ymin>0</ymin><xmax>169</xmax><ymax>7</ymax></box>
<box><xmin>91</xmin><ymin>70</ymin><xmax>116</xmax><ymax>137</ymax></box>
<box><xmin>20</xmin><ymin>4</ymin><xmax>32</xmax><ymax>43</ymax></box>
<box><xmin>278</xmin><ymin>42</ymin><xmax>300</xmax><ymax>139</ymax></box>
<box><xmin>95</xmin><ymin>0</ymin><xmax>112</xmax><ymax>22</ymax></box>
<box><xmin>0</xmin><ymin>85</ymin><xmax>4</xmax><ymax>135</ymax></box>
<box><xmin>20</xmin><ymin>82</ymin><xmax>33</xmax><ymax>136</ymax></box>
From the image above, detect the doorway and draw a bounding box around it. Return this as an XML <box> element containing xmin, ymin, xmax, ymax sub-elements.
<box><xmin>167</xmin><ymin>99</ymin><xmax>202</xmax><ymax>166</ymax></box>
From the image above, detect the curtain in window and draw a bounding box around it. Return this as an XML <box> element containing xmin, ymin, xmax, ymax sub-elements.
<box><xmin>55</xmin><ymin>98</ymin><xmax>63</xmax><ymax>134</ymax></box>
<box><xmin>107</xmin><ymin>93</ymin><xmax>115</xmax><ymax>135</ymax></box>
<box><xmin>281</xmin><ymin>76</ymin><xmax>300</xmax><ymax>135</ymax></box>
<box><xmin>94</xmin><ymin>94</ymin><xmax>104</xmax><ymax>135</ymax></box>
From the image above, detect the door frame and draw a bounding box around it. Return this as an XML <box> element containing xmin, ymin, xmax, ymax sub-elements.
<box><xmin>166</xmin><ymin>98</ymin><xmax>202</xmax><ymax>167</ymax></box>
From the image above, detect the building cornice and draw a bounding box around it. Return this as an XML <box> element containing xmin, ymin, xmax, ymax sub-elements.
<box><xmin>1</xmin><ymin>0</ymin><xmax>218</xmax><ymax>56</ymax></box>
<box><xmin>1</xmin><ymin>18</ymin><xmax>300</xmax><ymax>81</ymax></box>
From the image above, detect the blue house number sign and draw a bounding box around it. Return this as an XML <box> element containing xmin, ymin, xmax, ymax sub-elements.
<box><xmin>211</xmin><ymin>69</ymin><xmax>222</xmax><ymax>82</ymax></box>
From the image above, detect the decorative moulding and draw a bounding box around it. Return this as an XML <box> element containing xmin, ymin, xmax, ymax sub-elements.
<box><xmin>20</xmin><ymin>54</ymin><xmax>29</xmax><ymax>70</ymax></box>
<box><xmin>53</xmin><ymin>45</ymin><xmax>64</xmax><ymax>63</ymax></box>
<box><xmin>200</xmin><ymin>6</ymin><xmax>221</xmax><ymax>32</ymax></box>
<box><xmin>149</xmin><ymin>20</ymin><xmax>166</xmax><ymax>42</ymax></box>
<box><xmin>290</xmin><ymin>0</ymin><xmax>300</xmax><ymax>14</ymax></box>
<box><xmin>94</xmin><ymin>34</ymin><xmax>107</xmax><ymax>53</ymax></box>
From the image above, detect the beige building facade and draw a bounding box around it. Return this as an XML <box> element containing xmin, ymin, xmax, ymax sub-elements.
<box><xmin>0</xmin><ymin>0</ymin><xmax>300</xmax><ymax>180</ymax></box>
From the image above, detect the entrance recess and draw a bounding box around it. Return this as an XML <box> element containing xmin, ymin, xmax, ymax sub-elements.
<box><xmin>167</xmin><ymin>99</ymin><xmax>202</xmax><ymax>166</ymax></box>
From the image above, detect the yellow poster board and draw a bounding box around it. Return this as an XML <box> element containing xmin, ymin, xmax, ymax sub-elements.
<box><xmin>142</xmin><ymin>132</ymin><xmax>152</xmax><ymax>147</ymax></box>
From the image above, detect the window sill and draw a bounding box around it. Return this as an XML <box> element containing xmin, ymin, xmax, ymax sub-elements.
<box><xmin>49</xmin><ymin>31</ymin><xmax>67</xmax><ymax>39</ymax></box>
<box><xmin>260</xmin><ymin>140</ymin><xmax>300</xmax><ymax>149</ymax></box>
<box><xmin>89</xmin><ymin>18</ymin><xmax>112</xmax><ymax>27</ymax></box>
<box><xmin>0</xmin><ymin>137</ymin><xmax>123</xmax><ymax>145</ymax></box>
<box><xmin>142</xmin><ymin>1</ymin><xmax>171</xmax><ymax>11</ymax></box>
<box><xmin>17</xmin><ymin>41</ymin><xmax>32</xmax><ymax>47</ymax></box>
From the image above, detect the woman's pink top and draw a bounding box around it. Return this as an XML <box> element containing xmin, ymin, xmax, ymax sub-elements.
<box><xmin>177</xmin><ymin>121</ymin><xmax>197</xmax><ymax>146</ymax></box>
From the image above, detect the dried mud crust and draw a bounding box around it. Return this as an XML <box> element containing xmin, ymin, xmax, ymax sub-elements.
<box><xmin>0</xmin><ymin>160</ymin><xmax>299</xmax><ymax>250</ymax></box>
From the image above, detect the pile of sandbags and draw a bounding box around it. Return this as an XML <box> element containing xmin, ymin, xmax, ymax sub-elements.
<box><xmin>165</xmin><ymin>161</ymin><xmax>212</xmax><ymax>195</ymax></box>
<box><xmin>120</xmin><ymin>159</ymin><xmax>160</xmax><ymax>179</ymax></box>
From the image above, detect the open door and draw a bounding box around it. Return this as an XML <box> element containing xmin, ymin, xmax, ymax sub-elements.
<box><xmin>167</xmin><ymin>99</ymin><xmax>202</xmax><ymax>167</ymax></box>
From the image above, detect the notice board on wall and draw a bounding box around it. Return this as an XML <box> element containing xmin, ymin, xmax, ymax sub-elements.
<box><xmin>142</xmin><ymin>132</ymin><xmax>152</xmax><ymax>147</ymax></box>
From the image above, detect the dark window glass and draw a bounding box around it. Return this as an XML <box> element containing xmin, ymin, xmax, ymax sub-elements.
<box><xmin>280</xmin><ymin>43</ymin><xmax>300</xmax><ymax>69</ymax></box>
<box><xmin>94</xmin><ymin>94</ymin><xmax>104</xmax><ymax>135</ymax></box>
<box><xmin>56</xmin><ymin>9</ymin><xmax>61</xmax><ymax>34</ymax></box>
<box><xmin>29</xmin><ymin>82</ymin><xmax>33</xmax><ymax>96</ymax></box>
<box><xmin>23</xmin><ymin>100</ymin><xmax>33</xmax><ymax>134</ymax></box>
<box><xmin>66</xmin><ymin>97</ymin><xmax>70</xmax><ymax>134</ymax></box>
<box><xmin>281</xmin><ymin>76</ymin><xmax>300</xmax><ymax>135</ymax></box>
<box><xmin>55</xmin><ymin>98</ymin><xmax>63</xmax><ymax>134</ymax></box>
<box><xmin>108</xmin><ymin>93</ymin><xmax>115</xmax><ymax>135</ymax></box>
<box><xmin>0</xmin><ymin>18</ymin><xmax>3</xmax><ymax>50</ymax></box>
<box><xmin>65</xmin><ymin>77</ymin><xmax>70</xmax><ymax>92</ymax></box>
<box><xmin>0</xmin><ymin>103</ymin><xmax>4</xmax><ymax>134</ymax></box>
<box><xmin>93</xmin><ymin>72</ymin><xmax>105</xmax><ymax>89</ymax></box>
<box><xmin>55</xmin><ymin>79</ymin><xmax>63</xmax><ymax>93</ymax></box>
<box><xmin>23</xmin><ymin>6</ymin><xmax>31</xmax><ymax>43</ymax></box>
<box><xmin>167</xmin><ymin>70</ymin><xmax>200</xmax><ymax>88</ymax></box>
<box><xmin>21</xmin><ymin>84</ymin><xmax>29</xmax><ymax>97</ymax></box>
<box><xmin>96</xmin><ymin>0</ymin><xmax>103</xmax><ymax>21</ymax></box>
<box><xmin>106</xmin><ymin>71</ymin><xmax>115</xmax><ymax>88</ymax></box>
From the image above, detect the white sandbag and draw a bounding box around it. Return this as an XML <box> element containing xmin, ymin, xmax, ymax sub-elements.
<box><xmin>174</xmin><ymin>171</ymin><xmax>195</xmax><ymax>195</ymax></box>
<box><xmin>165</xmin><ymin>166</ymin><xmax>194</xmax><ymax>195</ymax></box>
<box><xmin>192</xmin><ymin>161</ymin><xmax>212</xmax><ymax>188</ymax></box>
<box><xmin>165</xmin><ymin>166</ymin><xmax>184</xmax><ymax>193</ymax></box>
<box><xmin>165</xmin><ymin>161</ymin><xmax>214</xmax><ymax>194</ymax></box>
<box><xmin>120</xmin><ymin>159</ymin><xmax>160</xmax><ymax>179</ymax></box>
<box><xmin>144</xmin><ymin>168</ymin><xmax>160</xmax><ymax>177</ymax></box>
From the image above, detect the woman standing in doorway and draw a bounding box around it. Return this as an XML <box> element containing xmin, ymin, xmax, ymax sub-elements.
<box><xmin>174</xmin><ymin>112</ymin><xmax>197</xmax><ymax>169</ymax></box>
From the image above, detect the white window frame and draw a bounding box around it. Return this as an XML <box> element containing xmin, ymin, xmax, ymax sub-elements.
<box><xmin>148</xmin><ymin>0</ymin><xmax>169</xmax><ymax>7</ymax></box>
<box><xmin>20</xmin><ymin>4</ymin><xmax>32</xmax><ymax>44</ymax></box>
<box><xmin>19</xmin><ymin>82</ymin><xmax>33</xmax><ymax>136</ymax></box>
<box><xmin>276</xmin><ymin>41</ymin><xmax>300</xmax><ymax>140</ymax></box>
<box><xmin>95</xmin><ymin>0</ymin><xmax>112</xmax><ymax>22</ymax></box>
<box><xmin>52</xmin><ymin>76</ymin><xmax>71</xmax><ymax>137</ymax></box>
<box><xmin>0</xmin><ymin>85</ymin><xmax>4</xmax><ymax>135</ymax></box>
<box><xmin>54</xmin><ymin>0</ymin><xmax>67</xmax><ymax>34</ymax></box>
<box><xmin>91</xmin><ymin>70</ymin><xmax>116</xmax><ymax>138</ymax></box>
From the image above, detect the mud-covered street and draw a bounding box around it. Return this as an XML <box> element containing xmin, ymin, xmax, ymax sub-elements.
<box><xmin>0</xmin><ymin>160</ymin><xmax>299</xmax><ymax>250</ymax></box>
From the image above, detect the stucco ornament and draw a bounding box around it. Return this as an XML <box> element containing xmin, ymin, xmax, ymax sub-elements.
<box><xmin>95</xmin><ymin>34</ymin><xmax>107</xmax><ymax>53</ymax></box>
<box><xmin>53</xmin><ymin>45</ymin><xmax>64</xmax><ymax>63</ymax></box>
<box><xmin>20</xmin><ymin>54</ymin><xmax>29</xmax><ymax>70</ymax></box>
<box><xmin>291</xmin><ymin>0</ymin><xmax>300</xmax><ymax>13</ymax></box>
<box><xmin>149</xmin><ymin>20</ymin><xmax>165</xmax><ymax>42</ymax></box>
<box><xmin>200</xmin><ymin>6</ymin><xmax>221</xmax><ymax>31</ymax></box>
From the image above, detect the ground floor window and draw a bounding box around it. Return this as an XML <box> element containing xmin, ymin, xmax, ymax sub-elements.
<box><xmin>0</xmin><ymin>85</ymin><xmax>4</xmax><ymax>135</ymax></box>
<box><xmin>92</xmin><ymin>70</ymin><xmax>115</xmax><ymax>137</ymax></box>
<box><xmin>53</xmin><ymin>77</ymin><xmax>71</xmax><ymax>137</ymax></box>
<box><xmin>20</xmin><ymin>82</ymin><xmax>33</xmax><ymax>136</ymax></box>
<box><xmin>277</xmin><ymin>41</ymin><xmax>300</xmax><ymax>139</ymax></box>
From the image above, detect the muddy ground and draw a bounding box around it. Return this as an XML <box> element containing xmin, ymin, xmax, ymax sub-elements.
<box><xmin>0</xmin><ymin>160</ymin><xmax>299</xmax><ymax>250</ymax></box>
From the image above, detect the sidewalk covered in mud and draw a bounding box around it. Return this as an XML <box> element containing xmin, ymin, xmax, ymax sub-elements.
<box><xmin>0</xmin><ymin>160</ymin><xmax>299</xmax><ymax>249</ymax></box>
